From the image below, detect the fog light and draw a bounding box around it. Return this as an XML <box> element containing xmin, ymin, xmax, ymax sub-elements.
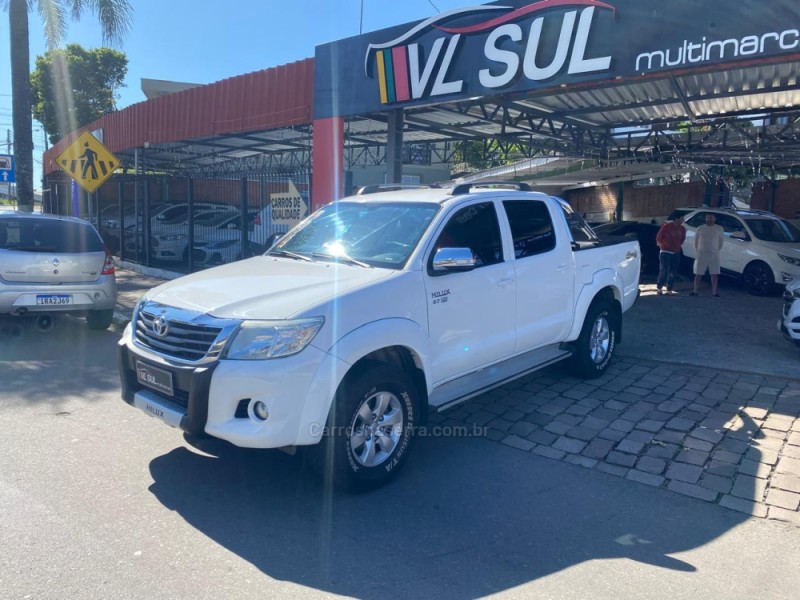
<box><xmin>251</xmin><ymin>401</ymin><xmax>269</xmax><ymax>421</ymax></box>
<box><xmin>782</xmin><ymin>272</ymin><xmax>795</xmax><ymax>283</ymax></box>
<box><xmin>94</xmin><ymin>292</ymin><xmax>101</xmax><ymax>300</ymax></box>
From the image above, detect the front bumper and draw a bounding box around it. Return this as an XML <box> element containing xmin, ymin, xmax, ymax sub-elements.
<box><xmin>118</xmin><ymin>333</ymin><xmax>348</xmax><ymax>448</ymax></box>
<box><xmin>779</xmin><ymin>296</ymin><xmax>800</xmax><ymax>344</ymax></box>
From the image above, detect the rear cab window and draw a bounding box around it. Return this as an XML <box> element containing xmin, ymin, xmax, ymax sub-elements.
<box><xmin>557</xmin><ymin>200</ymin><xmax>600</xmax><ymax>249</ymax></box>
<box><xmin>0</xmin><ymin>218</ymin><xmax>104</xmax><ymax>253</ymax></box>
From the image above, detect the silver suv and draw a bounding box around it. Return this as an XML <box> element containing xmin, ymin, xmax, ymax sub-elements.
<box><xmin>0</xmin><ymin>212</ymin><xmax>118</xmax><ymax>330</ymax></box>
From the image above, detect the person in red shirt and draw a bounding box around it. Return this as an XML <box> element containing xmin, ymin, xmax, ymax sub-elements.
<box><xmin>655</xmin><ymin>215</ymin><xmax>687</xmax><ymax>294</ymax></box>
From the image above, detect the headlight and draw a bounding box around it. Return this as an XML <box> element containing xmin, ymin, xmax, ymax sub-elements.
<box><xmin>778</xmin><ymin>253</ymin><xmax>800</xmax><ymax>266</ymax></box>
<box><xmin>225</xmin><ymin>318</ymin><xmax>324</xmax><ymax>360</ymax></box>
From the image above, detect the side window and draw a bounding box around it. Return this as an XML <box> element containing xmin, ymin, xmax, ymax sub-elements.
<box><xmin>503</xmin><ymin>200</ymin><xmax>556</xmax><ymax>258</ymax></box>
<box><xmin>559</xmin><ymin>203</ymin><xmax>596</xmax><ymax>243</ymax></box>
<box><xmin>686</xmin><ymin>213</ymin><xmax>706</xmax><ymax>228</ymax></box>
<box><xmin>431</xmin><ymin>202</ymin><xmax>503</xmax><ymax>269</ymax></box>
<box><xmin>714</xmin><ymin>214</ymin><xmax>744</xmax><ymax>234</ymax></box>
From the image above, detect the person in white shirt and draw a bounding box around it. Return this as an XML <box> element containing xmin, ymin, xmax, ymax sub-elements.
<box><xmin>691</xmin><ymin>212</ymin><xmax>725</xmax><ymax>297</ymax></box>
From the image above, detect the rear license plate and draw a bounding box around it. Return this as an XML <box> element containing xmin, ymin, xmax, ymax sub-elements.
<box><xmin>36</xmin><ymin>294</ymin><xmax>73</xmax><ymax>306</ymax></box>
<box><xmin>136</xmin><ymin>361</ymin><xmax>174</xmax><ymax>396</ymax></box>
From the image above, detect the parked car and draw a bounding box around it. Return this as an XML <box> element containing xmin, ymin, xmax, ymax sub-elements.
<box><xmin>152</xmin><ymin>210</ymin><xmax>258</xmax><ymax>264</ymax></box>
<box><xmin>593</xmin><ymin>221</ymin><xmax>660</xmax><ymax>274</ymax></box>
<box><xmin>779</xmin><ymin>279</ymin><xmax>800</xmax><ymax>346</ymax></box>
<box><xmin>0</xmin><ymin>212</ymin><xmax>117</xmax><ymax>330</ymax></box>
<box><xmin>681</xmin><ymin>208</ymin><xmax>800</xmax><ymax>295</ymax></box>
<box><xmin>118</xmin><ymin>183</ymin><xmax>640</xmax><ymax>491</ymax></box>
<box><xmin>666</xmin><ymin>207</ymin><xmax>699</xmax><ymax>222</ymax></box>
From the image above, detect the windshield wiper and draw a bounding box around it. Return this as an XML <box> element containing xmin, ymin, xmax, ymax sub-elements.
<box><xmin>311</xmin><ymin>252</ymin><xmax>372</xmax><ymax>268</ymax></box>
<box><xmin>268</xmin><ymin>249</ymin><xmax>312</xmax><ymax>262</ymax></box>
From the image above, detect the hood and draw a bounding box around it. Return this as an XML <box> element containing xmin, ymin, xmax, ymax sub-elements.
<box><xmin>145</xmin><ymin>256</ymin><xmax>394</xmax><ymax>319</ymax></box>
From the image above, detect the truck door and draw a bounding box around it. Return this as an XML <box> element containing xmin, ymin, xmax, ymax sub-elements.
<box><xmin>502</xmin><ymin>199</ymin><xmax>574</xmax><ymax>351</ymax></box>
<box><xmin>424</xmin><ymin>201</ymin><xmax>516</xmax><ymax>384</ymax></box>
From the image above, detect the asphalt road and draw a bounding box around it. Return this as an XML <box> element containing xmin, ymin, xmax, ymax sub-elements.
<box><xmin>1</xmin><ymin>317</ymin><xmax>799</xmax><ymax>599</ymax></box>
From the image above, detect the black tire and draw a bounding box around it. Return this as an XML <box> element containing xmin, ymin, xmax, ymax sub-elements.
<box><xmin>742</xmin><ymin>261</ymin><xmax>775</xmax><ymax>296</ymax></box>
<box><xmin>571</xmin><ymin>300</ymin><xmax>618</xmax><ymax>378</ymax></box>
<box><xmin>86</xmin><ymin>309</ymin><xmax>114</xmax><ymax>331</ymax></box>
<box><xmin>314</xmin><ymin>362</ymin><xmax>419</xmax><ymax>492</ymax></box>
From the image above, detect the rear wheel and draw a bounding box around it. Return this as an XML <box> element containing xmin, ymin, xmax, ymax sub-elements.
<box><xmin>742</xmin><ymin>261</ymin><xmax>775</xmax><ymax>296</ymax></box>
<box><xmin>571</xmin><ymin>300</ymin><xmax>617</xmax><ymax>378</ymax></box>
<box><xmin>86</xmin><ymin>309</ymin><xmax>114</xmax><ymax>330</ymax></box>
<box><xmin>313</xmin><ymin>363</ymin><xmax>418</xmax><ymax>492</ymax></box>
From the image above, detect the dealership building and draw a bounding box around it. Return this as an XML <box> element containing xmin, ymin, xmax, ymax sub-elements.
<box><xmin>42</xmin><ymin>0</ymin><xmax>800</xmax><ymax>265</ymax></box>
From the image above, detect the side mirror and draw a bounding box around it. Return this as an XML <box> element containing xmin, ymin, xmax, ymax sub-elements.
<box><xmin>730</xmin><ymin>231</ymin><xmax>748</xmax><ymax>241</ymax></box>
<box><xmin>432</xmin><ymin>247</ymin><xmax>476</xmax><ymax>272</ymax></box>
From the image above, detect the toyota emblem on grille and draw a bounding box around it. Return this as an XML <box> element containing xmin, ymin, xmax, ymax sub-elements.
<box><xmin>152</xmin><ymin>315</ymin><xmax>169</xmax><ymax>337</ymax></box>
<box><xmin>52</xmin><ymin>258</ymin><xmax>60</xmax><ymax>267</ymax></box>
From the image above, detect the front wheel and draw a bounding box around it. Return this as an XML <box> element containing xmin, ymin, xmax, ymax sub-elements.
<box><xmin>571</xmin><ymin>301</ymin><xmax>617</xmax><ymax>378</ymax></box>
<box><xmin>742</xmin><ymin>261</ymin><xmax>775</xmax><ymax>296</ymax></box>
<box><xmin>86</xmin><ymin>309</ymin><xmax>114</xmax><ymax>330</ymax></box>
<box><xmin>315</xmin><ymin>363</ymin><xmax>419</xmax><ymax>492</ymax></box>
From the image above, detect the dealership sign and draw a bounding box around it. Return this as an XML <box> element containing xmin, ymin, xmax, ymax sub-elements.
<box><xmin>314</xmin><ymin>0</ymin><xmax>800</xmax><ymax>119</ymax></box>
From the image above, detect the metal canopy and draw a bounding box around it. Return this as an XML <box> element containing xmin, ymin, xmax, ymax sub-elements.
<box><xmin>92</xmin><ymin>56</ymin><xmax>800</xmax><ymax>181</ymax></box>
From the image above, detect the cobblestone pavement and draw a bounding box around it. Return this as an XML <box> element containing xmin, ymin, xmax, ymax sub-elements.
<box><xmin>111</xmin><ymin>265</ymin><xmax>800</xmax><ymax>524</ymax></box>
<box><xmin>431</xmin><ymin>356</ymin><xmax>800</xmax><ymax>526</ymax></box>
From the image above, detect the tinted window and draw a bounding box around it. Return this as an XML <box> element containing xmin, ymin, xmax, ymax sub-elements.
<box><xmin>558</xmin><ymin>201</ymin><xmax>597</xmax><ymax>244</ymax></box>
<box><xmin>745</xmin><ymin>218</ymin><xmax>800</xmax><ymax>242</ymax></box>
<box><xmin>685</xmin><ymin>213</ymin><xmax>706</xmax><ymax>227</ymax></box>
<box><xmin>432</xmin><ymin>202</ymin><xmax>503</xmax><ymax>268</ymax></box>
<box><xmin>714</xmin><ymin>214</ymin><xmax>745</xmax><ymax>233</ymax></box>
<box><xmin>503</xmin><ymin>200</ymin><xmax>556</xmax><ymax>258</ymax></box>
<box><xmin>0</xmin><ymin>218</ymin><xmax>104</xmax><ymax>253</ymax></box>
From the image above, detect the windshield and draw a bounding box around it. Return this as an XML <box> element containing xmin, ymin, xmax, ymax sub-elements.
<box><xmin>271</xmin><ymin>201</ymin><xmax>440</xmax><ymax>269</ymax></box>
<box><xmin>745</xmin><ymin>218</ymin><xmax>800</xmax><ymax>243</ymax></box>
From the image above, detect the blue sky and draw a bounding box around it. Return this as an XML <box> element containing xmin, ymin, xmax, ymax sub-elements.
<box><xmin>0</xmin><ymin>0</ymin><xmax>471</xmax><ymax>188</ymax></box>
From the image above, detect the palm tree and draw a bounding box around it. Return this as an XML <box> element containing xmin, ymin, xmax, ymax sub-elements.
<box><xmin>6</xmin><ymin>0</ymin><xmax>132</xmax><ymax>212</ymax></box>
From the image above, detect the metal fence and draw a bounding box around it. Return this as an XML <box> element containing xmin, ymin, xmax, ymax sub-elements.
<box><xmin>44</xmin><ymin>169</ymin><xmax>310</xmax><ymax>274</ymax></box>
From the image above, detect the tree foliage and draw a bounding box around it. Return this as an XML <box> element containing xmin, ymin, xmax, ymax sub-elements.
<box><xmin>4</xmin><ymin>0</ymin><xmax>132</xmax><ymax>211</ymax></box>
<box><xmin>31</xmin><ymin>44</ymin><xmax>128</xmax><ymax>144</ymax></box>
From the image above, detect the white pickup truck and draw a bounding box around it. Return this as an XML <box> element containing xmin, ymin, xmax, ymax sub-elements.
<box><xmin>118</xmin><ymin>183</ymin><xmax>640</xmax><ymax>490</ymax></box>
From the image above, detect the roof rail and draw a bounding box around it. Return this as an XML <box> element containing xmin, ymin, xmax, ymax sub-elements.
<box><xmin>356</xmin><ymin>184</ymin><xmax>432</xmax><ymax>195</ymax></box>
<box><xmin>450</xmin><ymin>181</ymin><xmax>531</xmax><ymax>196</ymax></box>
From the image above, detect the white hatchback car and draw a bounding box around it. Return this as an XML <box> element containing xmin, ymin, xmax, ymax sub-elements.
<box><xmin>0</xmin><ymin>212</ymin><xmax>117</xmax><ymax>330</ymax></box>
<box><xmin>780</xmin><ymin>279</ymin><xmax>800</xmax><ymax>346</ymax></box>
<box><xmin>681</xmin><ymin>208</ymin><xmax>800</xmax><ymax>295</ymax></box>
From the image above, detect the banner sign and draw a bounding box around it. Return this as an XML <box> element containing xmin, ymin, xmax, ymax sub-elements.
<box><xmin>314</xmin><ymin>0</ymin><xmax>800</xmax><ymax>119</ymax></box>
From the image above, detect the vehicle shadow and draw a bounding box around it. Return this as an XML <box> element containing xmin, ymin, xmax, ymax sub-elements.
<box><xmin>0</xmin><ymin>315</ymin><xmax>121</xmax><ymax>401</ymax></box>
<box><xmin>147</xmin><ymin>431</ymin><xmax>753</xmax><ymax>597</ymax></box>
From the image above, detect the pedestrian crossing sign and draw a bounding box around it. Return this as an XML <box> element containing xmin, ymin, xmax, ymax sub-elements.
<box><xmin>56</xmin><ymin>131</ymin><xmax>119</xmax><ymax>193</ymax></box>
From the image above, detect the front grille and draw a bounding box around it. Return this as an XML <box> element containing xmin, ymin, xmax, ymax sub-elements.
<box><xmin>134</xmin><ymin>305</ymin><xmax>233</xmax><ymax>362</ymax></box>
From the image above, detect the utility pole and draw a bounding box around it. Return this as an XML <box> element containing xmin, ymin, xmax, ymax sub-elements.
<box><xmin>5</xmin><ymin>130</ymin><xmax>10</xmax><ymax>154</ymax></box>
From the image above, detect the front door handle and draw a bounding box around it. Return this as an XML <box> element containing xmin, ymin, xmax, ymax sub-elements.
<box><xmin>497</xmin><ymin>277</ymin><xmax>514</xmax><ymax>287</ymax></box>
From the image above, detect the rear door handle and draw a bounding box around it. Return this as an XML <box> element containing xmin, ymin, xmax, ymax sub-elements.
<box><xmin>626</xmin><ymin>250</ymin><xmax>637</xmax><ymax>260</ymax></box>
<box><xmin>556</xmin><ymin>264</ymin><xmax>567</xmax><ymax>272</ymax></box>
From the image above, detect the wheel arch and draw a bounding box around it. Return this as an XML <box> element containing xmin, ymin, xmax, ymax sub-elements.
<box><xmin>567</xmin><ymin>280</ymin><xmax>623</xmax><ymax>343</ymax></box>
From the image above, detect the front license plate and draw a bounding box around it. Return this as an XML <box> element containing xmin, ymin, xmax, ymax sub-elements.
<box><xmin>136</xmin><ymin>361</ymin><xmax>174</xmax><ymax>396</ymax></box>
<box><xmin>36</xmin><ymin>294</ymin><xmax>73</xmax><ymax>306</ymax></box>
